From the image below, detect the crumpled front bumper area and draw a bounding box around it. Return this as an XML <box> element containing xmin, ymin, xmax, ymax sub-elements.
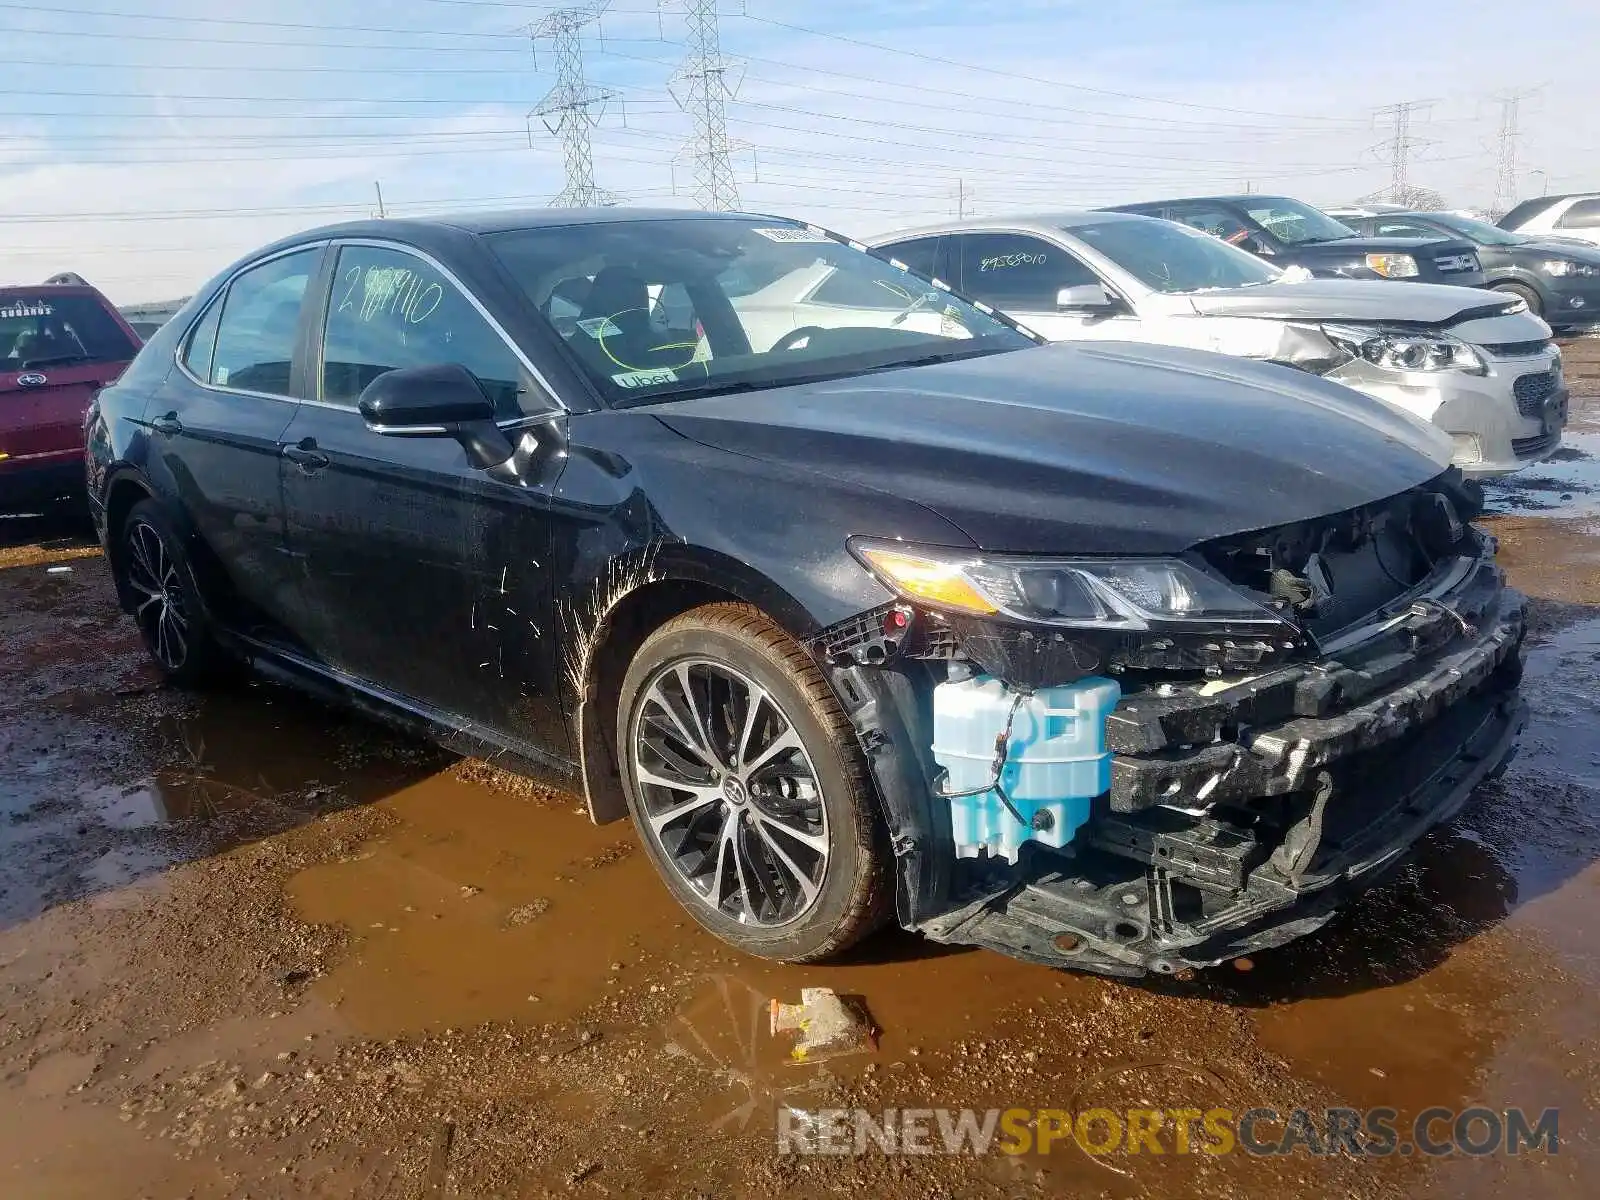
<box><xmin>890</xmin><ymin>560</ymin><xmax>1527</xmax><ymax>977</ymax></box>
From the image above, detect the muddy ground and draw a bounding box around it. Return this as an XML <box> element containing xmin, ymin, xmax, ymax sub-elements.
<box><xmin>3</xmin><ymin>342</ymin><xmax>1600</xmax><ymax>1200</ymax></box>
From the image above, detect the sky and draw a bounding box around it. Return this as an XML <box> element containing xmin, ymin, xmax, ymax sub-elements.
<box><xmin>1</xmin><ymin>0</ymin><xmax>1596</xmax><ymax>304</ymax></box>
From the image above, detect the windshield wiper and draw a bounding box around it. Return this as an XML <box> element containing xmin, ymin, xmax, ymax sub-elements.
<box><xmin>861</xmin><ymin>345</ymin><xmax>1005</xmax><ymax>373</ymax></box>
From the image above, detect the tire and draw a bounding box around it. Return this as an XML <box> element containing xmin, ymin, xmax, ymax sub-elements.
<box><xmin>116</xmin><ymin>498</ymin><xmax>226</xmax><ymax>686</ymax></box>
<box><xmin>1490</xmin><ymin>280</ymin><xmax>1543</xmax><ymax>319</ymax></box>
<box><xmin>618</xmin><ymin>602</ymin><xmax>892</xmax><ymax>961</ymax></box>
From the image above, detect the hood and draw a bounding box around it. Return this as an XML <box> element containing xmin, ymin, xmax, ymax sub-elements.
<box><xmin>1184</xmin><ymin>278</ymin><xmax>1519</xmax><ymax>325</ymax></box>
<box><xmin>1306</xmin><ymin>234</ymin><xmax>1466</xmax><ymax>253</ymax></box>
<box><xmin>652</xmin><ymin>342</ymin><xmax>1451</xmax><ymax>556</ymax></box>
<box><xmin>1520</xmin><ymin>236</ymin><xmax>1600</xmax><ymax>261</ymax></box>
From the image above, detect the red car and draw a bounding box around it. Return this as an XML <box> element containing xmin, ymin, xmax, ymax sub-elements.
<box><xmin>2</xmin><ymin>282</ymin><xmax>141</xmax><ymax>512</ymax></box>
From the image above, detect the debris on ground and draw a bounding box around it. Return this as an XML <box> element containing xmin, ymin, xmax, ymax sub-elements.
<box><xmin>769</xmin><ymin>987</ymin><xmax>878</xmax><ymax>1062</ymax></box>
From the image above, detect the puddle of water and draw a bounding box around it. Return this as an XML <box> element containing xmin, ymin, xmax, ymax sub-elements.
<box><xmin>1484</xmin><ymin>430</ymin><xmax>1600</xmax><ymax>519</ymax></box>
<box><xmin>0</xmin><ymin>678</ymin><xmax>443</xmax><ymax>928</ymax></box>
<box><xmin>286</xmin><ymin>759</ymin><xmax>1087</xmax><ymax>1044</ymax></box>
<box><xmin>1229</xmin><ymin>616</ymin><xmax>1600</xmax><ymax>1162</ymax></box>
<box><xmin>287</xmin><ymin>772</ymin><xmax>699</xmax><ymax>1036</ymax></box>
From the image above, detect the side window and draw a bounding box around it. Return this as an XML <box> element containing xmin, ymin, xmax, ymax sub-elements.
<box><xmin>1376</xmin><ymin>221</ymin><xmax>1441</xmax><ymax>239</ymax></box>
<box><xmin>1557</xmin><ymin>198</ymin><xmax>1600</xmax><ymax>230</ymax></box>
<box><xmin>954</xmin><ymin>234</ymin><xmax>1096</xmax><ymax>309</ymax></box>
<box><xmin>181</xmin><ymin>295</ymin><xmax>223</xmax><ymax>381</ymax></box>
<box><xmin>210</xmin><ymin>249</ymin><xmax>319</xmax><ymax>396</ymax></box>
<box><xmin>322</xmin><ymin>245</ymin><xmax>526</xmax><ymax>415</ymax></box>
<box><xmin>1167</xmin><ymin>206</ymin><xmax>1255</xmax><ymax>246</ymax></box>
<box><xmin>878</xmin><ymin>236</ymin><xmax>943</xmax><ymax>280</ymax></box>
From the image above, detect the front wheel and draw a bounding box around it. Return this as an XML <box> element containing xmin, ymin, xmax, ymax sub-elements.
<box><xmin>618</xmin><ymin>603</ymin><xmax>892</xmax><ymax>961</ymax></box>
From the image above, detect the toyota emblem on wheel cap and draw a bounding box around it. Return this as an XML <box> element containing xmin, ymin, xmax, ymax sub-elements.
<box><xmin>16</xmin><ymin>372</ymin><xmax>48</xmax><ymax>387</ymax></box>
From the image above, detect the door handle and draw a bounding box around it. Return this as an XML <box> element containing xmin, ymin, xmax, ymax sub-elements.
<box><xmin>282</xmin><ymin>438</ymin><xmax>330</xmax><ymax>473</ymax></box>
<box><xmin>150</xmin><ymin>412</ymin><xmax>182</xmax><ymax>435</ymax></box>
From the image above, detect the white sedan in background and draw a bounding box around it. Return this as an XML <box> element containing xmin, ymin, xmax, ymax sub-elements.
<box><xmin>872</xmin><ymin>211</ymin><xmax>1567</xmax><ymax>477</ymax></box>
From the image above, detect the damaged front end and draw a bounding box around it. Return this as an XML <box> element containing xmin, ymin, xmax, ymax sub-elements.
<box><xmin>814</xmin><ymin>474</ymin><xmax>1527</xmax><ymax>977</ymax></box>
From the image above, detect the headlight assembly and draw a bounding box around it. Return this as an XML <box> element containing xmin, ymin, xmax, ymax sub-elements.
<box><xmin>1321</xmin><ymin>323</ymin><xmax>1487</xmax><ymax>375</ymax></box>
<box><xmin>1364</xmin><ymin>252</ymin><xmax>1419</xmax><ymax>278</ymax></box>
<box><xmin>850</xmin><ymin>540</ymin><xmax>1292</xmax><ymax>633</ymax></box>
<box><xmin>1543</xmin><ymin>259</ymin><xmax>1600</xmax><ymax>278</ymax></box>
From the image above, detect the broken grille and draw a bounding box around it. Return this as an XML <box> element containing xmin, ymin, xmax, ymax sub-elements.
<box><xmin>1512</xmin><ymin>371</ymin><xmax>1558</xmax><ymax>417</ymax></box>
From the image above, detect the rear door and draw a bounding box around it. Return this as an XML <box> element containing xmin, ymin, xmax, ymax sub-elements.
<box><xmin>145</xmin><ymin>246</ymin><xmax>325</xmax><ymax>631</ymax></box>
<box><xmin>277</xmin><ymin>240</ymin><xmax>562</xmax><ymax>735</ymax></box>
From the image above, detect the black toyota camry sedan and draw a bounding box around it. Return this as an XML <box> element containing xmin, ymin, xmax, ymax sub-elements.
<box><xmin>87</xmin><ymin>209</ymin><xmax>1527</xmax><ymax>977</ymax></box>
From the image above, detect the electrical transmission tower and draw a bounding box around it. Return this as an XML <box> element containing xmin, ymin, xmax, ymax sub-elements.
<box><xmin>667</xmin><ymin>0</ymin><xmax>745</xmax><ymax>210</ymax></box>
<box><xmin>528</xmin><ymin>2</ymin><xmax>620</xmax><ymax>208</ymax></box>
<box><xmin>1372</xmin><ymin>100</ymin><xmax>1435</xmax><ymax>207</ymax></box>
<box><xmin>1491</xmin><ymin>89</ymin><xmax>1540</xmax><ymax>217</ymax></box>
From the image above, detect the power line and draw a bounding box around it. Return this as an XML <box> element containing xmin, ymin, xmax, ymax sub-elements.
<box><xmin>738</xmin><ymin>11</ymin><xmax>1367</xmax><ymax>124</ymax></box>
<box><xmin>527</xmin><ymin>2</ymin><xmax>621</xmax><ymax>206</ymax></box>
<box><xmin>589</xmin><ymin>38</ymin><xmax>1369</xmax><ymax>134</ymax></box>
<box><xmin>0</xmin><ymin>1</ymin><xmax>548</xmax><ymax>41</ymax></box>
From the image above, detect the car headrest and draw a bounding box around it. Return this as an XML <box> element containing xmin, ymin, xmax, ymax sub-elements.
<box><xmin>578</xmin><ymin>266</ymin><xmax>650</xmax><ymax>325</ymax></box>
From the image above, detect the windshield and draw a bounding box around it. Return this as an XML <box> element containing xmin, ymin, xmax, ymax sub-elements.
<box><xmin>1</xmin><ymin>293</ymin><xmax>138</xmax><ymax>370</ymax></box>
<box><xmin>487</xmin><ymin>217</ymin><xmax>1034</xmax><ymax>407</ymax></box>
<box><xmin>1242</xmin><ymin>200</ymin><xmax>1359</xmax><ymax>246</ymax></box>
<box><xmin>1419</xmin><ymin>212</ymin><xmax>1525</xmax><ymax>247</ymax></box>
<box><xmin>1068</xmin><ymin>218</ymin><xmax>1281</xmax><ymax>293</ymax></box>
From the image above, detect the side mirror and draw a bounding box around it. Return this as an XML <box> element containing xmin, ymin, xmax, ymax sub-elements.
<box><xmin>358</xmin><ymin>363</ymin><xmax>513</xmax><ymax>470</ymax></box>
<box><xmin>1056</xmin><ymin>282</ymin><xmax>1117</xmax><ymax>312</ymax></box>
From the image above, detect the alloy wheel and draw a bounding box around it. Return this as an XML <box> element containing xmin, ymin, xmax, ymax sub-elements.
<box><xmin>630</xmin><ymin>658</ymin><xmax>830</xmax><ymax>927</ymax></box>
<box><xmin>124</xmin><ymin>519</ymin><xmax>190</xmax><ymax>672</ymax></box>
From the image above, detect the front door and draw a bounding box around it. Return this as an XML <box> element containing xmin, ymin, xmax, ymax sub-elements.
<box><xmin>278</xmin><ymin>242</ymin><xmax>563</xmax><ymax>740</ymax></box>
<box><xmin>144</xmin><ymin>247</ymin><xmax>324</xmax><ymax>630</ymax></box>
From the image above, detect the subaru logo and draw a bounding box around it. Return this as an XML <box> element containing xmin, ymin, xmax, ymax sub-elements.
<box><xmin>16</xmin><ymin>372</ymin><xmax>48</xmax><ymax>387</ymax></box>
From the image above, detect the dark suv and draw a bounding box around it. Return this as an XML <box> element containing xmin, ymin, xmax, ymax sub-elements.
<box><xmin>1334</xmin><ymin>208</ymin><xmax>1600</xmax><ymax>330</ymax></box>
<box><xmin>2</xmin><ymin>282</ymin><xmax>141</xmax><ymax>510</ymax></box>
<box><xmin>87</xmin><ymin>209</ymin><xmax>1526</xmax><ymax>978</ymax></box>
<box><xmin>1103</xmin><ymin>195</ymin><xmax>1487</xmax><ymax>287</ymax></box>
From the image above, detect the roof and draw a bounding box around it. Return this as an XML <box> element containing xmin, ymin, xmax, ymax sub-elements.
<box><xmin>294</xmin><ymin>206</ymin><xmax>761</xmax><ymax>241</ymax></box>
<box><xmin>0</xmin><ymin>282</ymin><xmax>105</xmax><ymax>298</ymax></box>
<box><xmin>870</xmin><ymin>208</ymin><xmax>1159</xmax><ymax>243</ymax></box>
<box><xmin>1109</xmin><ymin>195</ymin><xmax>1294</xmax><ymax>209</ymax></box>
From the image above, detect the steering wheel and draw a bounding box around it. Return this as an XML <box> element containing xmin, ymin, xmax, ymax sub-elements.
<box><xmin>771</xmin><ymin>325</ymin><xmax>829</xmax><ymax>353</ymax></box>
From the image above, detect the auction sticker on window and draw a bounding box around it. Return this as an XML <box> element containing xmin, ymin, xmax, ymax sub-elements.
<box><xmin>612</xmin><ymin>367</ymin><xmax>679</xmax><ymax>389</ymax></box>
<box><xmin>751</xmin><ymin>227</ymin><xmax>832</xmax><ymax>243</ymax></box>
<box><xmin>578</xmin><ymin>316</ymin><xmax>623</xmax><ymax>338</ymax></box>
